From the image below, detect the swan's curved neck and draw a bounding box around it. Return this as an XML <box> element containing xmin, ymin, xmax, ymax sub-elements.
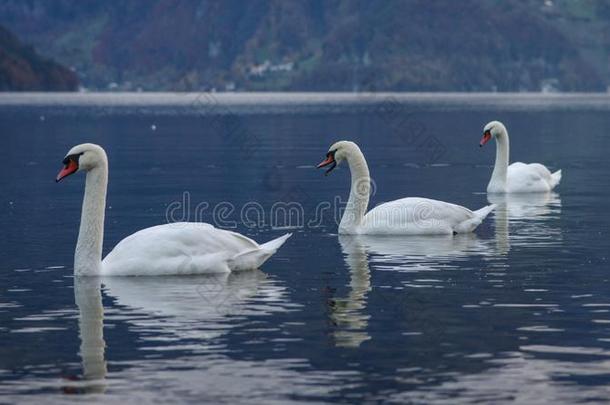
<box><xmin>75</xmin><ymin>163</ymin><xmax>108</xmax><ymax>276</ymax></box>
<box><xmin>489</xmin><ymin>130</ymin><xmax>510</xmax><ymax>192</ymax></box>
<box><xmin>340</xmin><ymin>148</ymin><xmax>370</xmax><ymax>233</ymax></box>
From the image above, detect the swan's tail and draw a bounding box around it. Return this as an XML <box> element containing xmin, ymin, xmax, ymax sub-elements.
<box><xmin>260</xmin><ymin>233</ymin><xmax>292</xmax><ymax>253</ymax></box>
<box><xmin>229</xmin><ymin>233</ymin><xmax>292</xmax><ymax>271</ymax></box>
<box><xmin>474</xmin><ymin>204</ymin><xmax>497</xmax><ymax>220</ymax></box>
<box><xmin>550</xmin><ymin>169</ymin><xmax>562</xmax><ymax>189</ymax></box>
<box><xmin>454</xmin><ymin>204</ymin><xmax>496</xmax><ymax>234</ymax></box>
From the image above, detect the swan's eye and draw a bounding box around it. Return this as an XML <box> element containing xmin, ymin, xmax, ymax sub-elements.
<box><xmin>63</xmin><ymin>152</ymin><xmax>84</xmax><ymax>165</ymax></box>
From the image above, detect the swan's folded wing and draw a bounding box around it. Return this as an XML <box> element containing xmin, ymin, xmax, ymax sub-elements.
<box><xmin>526</xmin><ymin>163</ymin><xmax>553</xmax><ymax>181</ymax></box>
<box><xmin>508</xmin><ymin>162</ymin><xmax>554</xmax><ymax>191</ymax></box>
<box><xmin>363</xmin><ymin>197</ymin><xmax>474</xmax><ymax>234</ymax></box>
<box><xmin>102</xmin><ymin>222</ymin><xmax>260</xmax><ymax>275</ymax></box>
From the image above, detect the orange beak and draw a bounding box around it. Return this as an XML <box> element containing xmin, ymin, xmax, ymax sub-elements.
<box><xmin>480</xmin><ymin>131</ymin><xmax>492</xmax><ymax>147</ymax></box>
<box><xmin>317</xmin><ymin>153</ymin><xmax>337</xmax><ymax>175</ymax></box>
<box><xmin>317</xmin><ymin>155</ymin><xmax>334</xmax><ymax>168</ymax></box>
<box><xmin>56</xmin><ymin>159</ymin><xmax>78</xmax><ymax>182</ymax></box>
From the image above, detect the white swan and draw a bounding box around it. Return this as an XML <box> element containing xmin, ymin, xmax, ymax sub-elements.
<box><xmin>317</xmin><ymin>141</ymin><xmax>495</xmax><ymax>235</ymax></box>
<box><xmin>480</xmin><ymin>121</ymin><xmax>562</xmax><ymax>193</ymax></box>
<box><xmin>56</xmin><ymin>143</ymin><xmax>291</xmax><ymax>276</ymax></box>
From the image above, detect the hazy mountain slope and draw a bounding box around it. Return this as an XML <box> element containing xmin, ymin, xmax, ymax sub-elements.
<box><xmin>0</xmin><ymin>0</ymin><xmax>607</xmax><ymax>91</ymax></box>
<box><xmin>0</xmin><ymin>25</ymin><xmax>78</xmax><ymax>91</ymax></box>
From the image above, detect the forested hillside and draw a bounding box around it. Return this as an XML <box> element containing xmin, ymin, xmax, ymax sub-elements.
<box><xmin>0</xmin><ymin>0</ymin><xmax>608</xmax><ymax>91</ymax></box>
<box><xmin>0</xmin><ymin>25</ymin><xmax>78</xmax><ymax>91</ymax></box>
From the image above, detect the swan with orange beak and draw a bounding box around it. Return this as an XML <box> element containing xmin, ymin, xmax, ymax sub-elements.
<box><xmin>480</xmin><ymin>121</ymin><xmax>562</xmax><ymax>193</ymax></box>
<box><xmin>317</xmin><ymin>141</ymin><xmax>495</xmax><ymax>235</ymax></box>
<box><xmin>56</xmin><ymin>143</ymin><xmax>291</xmax><ymax>276</ymax></box>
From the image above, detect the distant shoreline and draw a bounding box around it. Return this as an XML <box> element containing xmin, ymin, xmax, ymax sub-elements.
<box><xmin>1</xmin><ymin>92</ymin><xmax>609</xmax><ymax>114</ymax></box>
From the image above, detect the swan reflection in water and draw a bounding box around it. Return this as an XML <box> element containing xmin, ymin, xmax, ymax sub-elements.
<box><xmin>65</xmin><ymin>277</ymin><xmax>107</xmax><ymax>394</ymax></box>
<box><xmin>331</xmin><ymin>233</ymin><xmax>491</xmax><ymax>348</ymax></box>
<box><xmin>102</xmin><ymin>270</ymin><xmax>292</xmax><ymax>343</ymax></box>
<box><xmin>329</xmin><ymin>236</ymin><xmax>372</xmax><ymax>348</ymax></box>
<box><xmin>68</xmin><ymin>271</ymin><xmax>295</xmax><ymax>393</ymax></box>
<box><xmin>488</xmin><ymin>192</ymin><xmax>562</xmax><ymax>254</ymax></box>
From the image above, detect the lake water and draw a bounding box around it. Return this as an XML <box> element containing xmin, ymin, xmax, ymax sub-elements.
<box><xmin>0</xmin><ymin>93</ymin><xmax>609</xmax><ymax>403</ymax></box>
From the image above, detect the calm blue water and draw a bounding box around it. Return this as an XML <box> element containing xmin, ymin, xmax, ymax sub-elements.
<box><xmin>0</xmin><ymin>93</ymin><xmax>609</xmax><ymax>403</ymax></box>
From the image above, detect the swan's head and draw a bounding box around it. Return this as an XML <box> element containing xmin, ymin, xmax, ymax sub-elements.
<box><xmin>480</xmin><ymin>121</ymin><xmax>507</xmax><ymax>147</ymax></box>
<box><xmin>316</xmin><ymin>140</ymin><xmax>359</xmax><ymax>175</ymax></box>
<box><xmin>56</xmin><ymin>143</ymin><xmax>107</xmax><ymax>182</ymax></box>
